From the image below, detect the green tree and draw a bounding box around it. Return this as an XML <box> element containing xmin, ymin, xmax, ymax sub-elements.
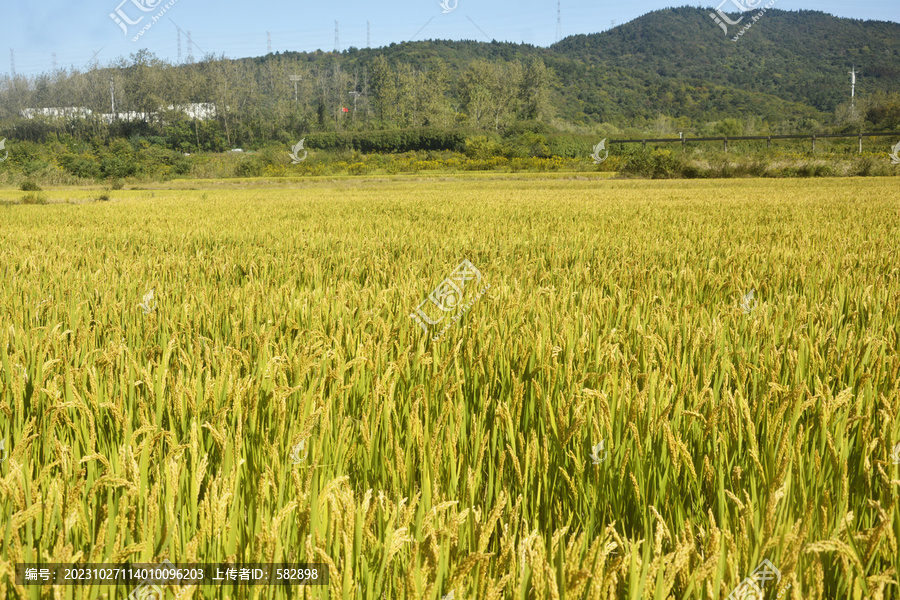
<box><xmin>521</xmin><ymin>58</ymin><xmax>553</xmax><ymax>122</ymax></box>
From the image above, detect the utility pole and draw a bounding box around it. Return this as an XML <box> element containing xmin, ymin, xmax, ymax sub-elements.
<box><xmin>289</xmin><ymin>75</ymin><xmax>302</xmax><ymax>103</ymax></box>
<box><xmin>109</xmin><ymin>77</ymin><xmax>116</xmax><ymax>118</ymax></box>
<box><xmin>850</xmin><ymin>65</ymin><xmax>857</xmax><ymax>111</ymax></box>
<box><xmin>334</xmin><ymin>21</ymin><xmax>340</xmax><ymax>53</ymax></box>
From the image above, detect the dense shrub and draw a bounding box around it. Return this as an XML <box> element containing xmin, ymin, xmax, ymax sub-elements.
<box><xmin>544</xmin><ymin>134</ymin><xmax>598</xmax><ymax>158</ymax></box>
<box><xmin>347</xmin><ymin>162</ymin><xmax>370</xmax><ymax>175</ymax></box>
<box><xmin>21</xmin><ymin>193</ymin><xmax>47</xmax><ymax>204</ymax></box>
<box><xmin>172</xmin><ymin>159</ymin><xmax>191</xmax><ymax>175</ymax></box>
<box><xmin>100</xmin><ymin>155</ymin><xmax>138</xmax><ymax>179</ymax></box>
<box><xmin>306</xmin><ymin>128</ymin><xmax>469</xmax><ymax>153</ymax></box>
<box><xmin>138</xmin><ymin>145</ymin><xmax>191</xmax><ymax>177</ymax></box>
<box><xmin>503</xmin><ymin>133</ymin><xmax>551</xmax><ymax>158</ymax></box>
<box><xmin>20</xmin><ymin>180</ymin><xmax>42</xmax><ymax>191</ymax></box>
<box><xmin>464</xmin><ymin>136</ymin><xmax>504</xmax><ymax>159</ymax></box>
<box><xmin>128</xmin><ymin>135</ymin><xmax>167</xmax><ymax>150</ymax></box>
<box><xmin>22</xmin><ymin>160</ymin><xmax>50</xmax><ymax>176</ymax></box>
<box><xmin>852</xmin><ymin>156</ymin><xmax>892</xmax><ymax>177</ymax></box>
<box><xmin>503</xmin><ymin>120</ymin><xmax>554</xmax><ymax>137</ymax></box>
<box><xmin>774</xmin><ymin>162</ymin><xmax>838</xmax><ymax>178</ymax></box>
<box><xmin>235</xmin><ymin>157</ymin><xmax>263</xmax><ymax>178</ymax></box>
<box><xmin>681</xmin><ymin>164</ymin><xmax>704</xmax><ymax>178</ymax></box>
<box><xmin>619</xmin><ymin>149</ymin><xmax>685</xmax><ymax>178</ymax></box>
<box><xmin>58</xmin><ymin>153</ymin><xmax>102</xmax><ymax>179</ymax></box>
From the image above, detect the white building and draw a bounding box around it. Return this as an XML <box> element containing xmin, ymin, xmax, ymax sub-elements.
<box><xmin>21</xmin><ymin>103</ymin><xmax>217</xmax><ymax>123</ymax></box>
<box><xmin>19</xmin><ymin>106</ymin><xmax>94</xmax><ymax>119</ymax></box>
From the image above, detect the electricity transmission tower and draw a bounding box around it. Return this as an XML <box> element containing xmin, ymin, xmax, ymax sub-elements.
<box><xmin>555</xmin><ymin>0</ymin><xmax>562</xmax><ymax>43</ymax></box>
<box><xmin>170</xmin><ymin>20</ymin><xmax>204</xmax><ymax>62</ymax></box>
<box><xmin>335</xmin><ymin>21</ymin><xmax>340</xmax><ymax>53</ymax></box>
<box><xmin>267</xmin><ymin>31</ymin><xmax>272</xmax><ymax>54</ymax></box>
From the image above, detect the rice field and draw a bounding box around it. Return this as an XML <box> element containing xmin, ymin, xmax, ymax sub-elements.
<box><xmin>1</xmin><ymin>176</ymin><xmax>899</xmax><ymax>599</ymax></box>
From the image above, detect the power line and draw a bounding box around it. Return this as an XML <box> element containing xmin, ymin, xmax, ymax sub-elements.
<box><xmin>467</xmin><ymin>16</ymin><xmax>492</xmax><ymax>41</ymax></box>
<box><xmin>410</xmin><ymin>16</ymin><xmax>435</xmax><ymax>42</ymax></box>
<box><xmin>82</xmin><ymin>48</ymin><xmax>103</xmax><ymax>72</ymax></box>
<box><xmin>169</xmin><ymin>19</ymin><xmax>203</xmax><ymax>61</ymax></box>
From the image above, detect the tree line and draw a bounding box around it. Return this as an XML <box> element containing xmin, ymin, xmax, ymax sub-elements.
<box><xmin>0</xmin><ymin>49</ymin><xmax>554</xmax><ymax>152</ymax></box>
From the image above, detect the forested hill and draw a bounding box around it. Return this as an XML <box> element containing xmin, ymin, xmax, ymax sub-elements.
<box><xmin>313</xmin><ymin>6</ymin><xmax>899</xmax><ymax>127</ymax></box>
<box><xmin>548</xmin><ymin>7</ymin><xmax>899</xmax><ymax>125</ymax></box>
<box><xmin>1</xmin><ymin>6</ymin><xmax>898</xmax><ymax>144</ymax></box>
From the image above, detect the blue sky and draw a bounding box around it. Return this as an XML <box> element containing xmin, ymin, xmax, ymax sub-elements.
<box><xmin>1</xmin><ymin>0</ymin><xmax>898</xmax><ymax>77</ymax></box>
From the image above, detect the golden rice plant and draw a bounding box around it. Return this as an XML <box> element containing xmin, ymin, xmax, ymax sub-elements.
<box><xmin>0</xmin><ymin>176</ymin><xmax>898</xmax><ymax>599</ymax></box>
